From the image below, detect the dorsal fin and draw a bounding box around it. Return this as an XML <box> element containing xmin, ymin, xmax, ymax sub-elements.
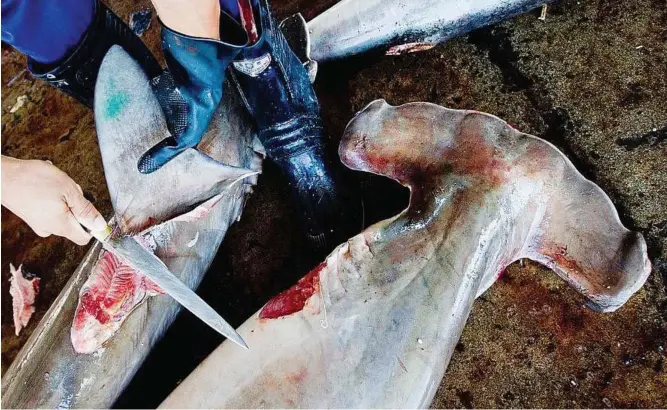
<box><xmin>94</xmin><ymin>46</ymin><xmax>257</xmax><ymax>234</ymax></box>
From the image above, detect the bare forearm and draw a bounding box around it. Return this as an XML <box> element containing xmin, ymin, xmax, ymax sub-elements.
<box><xmin>1</xmin><ymin>155</ymin><xmax>21</xmax><ymax>208</ymax></box>
<box><xmin>151</xmin><ymin>0</ymin><xmax>221</xmax><ymax>39</ymax></box>
<box><xmin>1</xmin><ymin>155</ymin><xmax>106</xmax><ymax>245</ymax></box>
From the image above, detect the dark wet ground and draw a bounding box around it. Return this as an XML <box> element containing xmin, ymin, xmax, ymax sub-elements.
<box><xmin>2</xmin><ymin>0</ymin><xmax>666</xmax><ymax>408</ymax></box>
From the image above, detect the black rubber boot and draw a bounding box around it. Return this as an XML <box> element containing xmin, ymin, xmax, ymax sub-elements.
<box><xmin>27</xmin><ymin>1</ymin><xmax>161</xmax><ymax>109</ymax></box>
<box><xmin>137</xmin><ymin>14</ymin><xmax>248</xmax><ymax>174</ymax></box>
<box><xmin>228</xmin><ymin>0</ymin><xmax>363</xmax><ymax>251</ymax></box>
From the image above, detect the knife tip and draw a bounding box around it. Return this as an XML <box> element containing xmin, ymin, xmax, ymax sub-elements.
<box><xmin>228</xmin><ymin>331</ymin><xmax>249</xmax><ymax>350</ymax></box>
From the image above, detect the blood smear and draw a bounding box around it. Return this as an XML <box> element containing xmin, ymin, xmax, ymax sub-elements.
<box><xmin>259</xmin><ymin>262</ymin><xmax>326</xmax><ymax>319</ymax></box>
<box><xmin>70</xmin><ymin>200</ymin><xmax>211</xmax><ymax>353</ymax></box>
<box><xmin>238</xmin><ymin>0</ymin><xmax>259</xmax><ymax>44</ymax></box>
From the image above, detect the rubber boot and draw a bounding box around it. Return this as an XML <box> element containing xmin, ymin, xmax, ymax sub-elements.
<box><xmin>228</xmin><ymin>0</ymin><xmax>363</xmax><ymax>250</ymax></box>
<box><xmin>138</xmin><ymin>14</ymin><xmax>248</xmax><ymax>174</ymax></box>
<box><xmin>27</xmin><ymin>1</ymin><xmax>161</xmax><ymax>109</ymax></box>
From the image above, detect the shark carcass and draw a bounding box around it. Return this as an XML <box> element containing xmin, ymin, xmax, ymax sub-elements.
<box><xmin>0</xmin><ymin>46</ymin><xmax>262</xmax><ymax>409</ymax></box>
<box><xmin>161</xmin><ymin>100</ymin><xmax>650</xmax><ymax>408</ymax></box>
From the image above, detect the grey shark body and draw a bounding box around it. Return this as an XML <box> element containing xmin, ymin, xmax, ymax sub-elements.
<box><xmin>161</xmin><ymin>101</ymin><xmax>650</xmax><ymax>409</ymax></box>
<box><xmin>1</xmin><ymin>47</ymin><xmax>262</xmax><ymax>409</ymax></box>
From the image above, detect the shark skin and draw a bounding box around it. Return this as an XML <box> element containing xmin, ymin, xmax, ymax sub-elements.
<box><xmin>161</xmin><ymin>100</ymin><xmax>650</xmax><ymax>409</ymax></box>
<box><xmin>308</xmin><ymin>0</ymin><xmax>552</xmax><ymax>62</ymax></box>
<box><xmin>0</xmin><ymin>47</ymin><xmax>262</xmax><ymax>409</ymax></box>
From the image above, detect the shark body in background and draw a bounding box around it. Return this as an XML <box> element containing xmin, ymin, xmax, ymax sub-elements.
<box><xmin>0</xmin><ymin>47</ymin><xmax>262</xmax><ymax>409</ymax></box>
<box><xmin>306</xmin><ymin>0</ymin><xmax>552</xmax><ymax>61</ymax></box>
<box><xmin>161</xmin><ymin>100</ymin><xmax>650</xmax><ymax>409</ymax></box>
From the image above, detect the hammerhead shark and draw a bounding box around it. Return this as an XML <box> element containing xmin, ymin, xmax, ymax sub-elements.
<box><xmin>161</xmin><ymin>100</ymin><xmax>650</xmax><ymax>408</ymax></box>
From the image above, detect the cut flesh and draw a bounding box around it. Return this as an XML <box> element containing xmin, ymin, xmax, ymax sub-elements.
<box><xmin>71</xmin><ymin>249</ymin><xmax>163</xmax><ymax>354</ymax></box>
<box><xmin>9</xmin><ymin>263</ymin><xmax>40</xmax><ymax>336</ymax></box>
<box><xmin>70</xmin><ymin>194</ymin><xmax>228</xmax><ymax>354</ymax></box>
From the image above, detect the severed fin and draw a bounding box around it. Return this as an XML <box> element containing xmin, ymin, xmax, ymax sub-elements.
<box><xmin>94</xmin><ymin>46</ymin><xmax>257</xmax><ymax>234</ymax></box>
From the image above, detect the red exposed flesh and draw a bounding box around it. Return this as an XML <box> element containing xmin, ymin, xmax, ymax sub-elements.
<box><xmin>71</xmin><ymin>250</ymin><xmax>164</xmax><ymax>353</ymax></box>
<box><xmin>9</xmin><ymin>264</ymin><xmax>40</xmax><ymax>336</ymax></box>
<box><xmin>259</xmin><ymin>262</ymin><xmax>326</xmax><ymax>319</ymax></box>
<box><xmin>238</xmin><ymin>0</ymin><xmax>259</xmax><ymax>44</ymax></box>
<box><xmin>75</xmin><ymin>253</ymin><xmax>134</xmax><ymax>326</ymax></box>
<box><xmin>71</xmin><ymin>201</ymin><xmax>211</xmax><ymax>353</ymax></box>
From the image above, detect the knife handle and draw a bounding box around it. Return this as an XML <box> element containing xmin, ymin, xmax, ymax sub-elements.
<box><xmin>90</xmin><ymin>225</ymin><xmax>113</xmax><ymax>242</ymax></box>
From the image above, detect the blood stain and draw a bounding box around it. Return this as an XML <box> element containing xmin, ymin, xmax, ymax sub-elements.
<box><xmin>259</xmin><ymin>262</ymin><xmax>326</xmax><ymax>319</ymax></box>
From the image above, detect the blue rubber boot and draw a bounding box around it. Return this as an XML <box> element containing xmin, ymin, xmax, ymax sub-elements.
<box><xmin>138</xmin><ymin>12</ymin><xmax>248</xmax><ymax>174</ymax></box>
<box><xmin>27</xmin><ymin>1</ymin><xmax>161</xmax><ymax>108</ymax></box>
<box><xmin>228</xmin><ymin>0</ymin><xmax>363</xmax><ymax>250</ymax></box>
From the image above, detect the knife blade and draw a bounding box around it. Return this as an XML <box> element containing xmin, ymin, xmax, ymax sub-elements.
<box><xmin>90</xmin><ymin>226</ymin><xmax>248</xmax><ymax>349</ymax></box>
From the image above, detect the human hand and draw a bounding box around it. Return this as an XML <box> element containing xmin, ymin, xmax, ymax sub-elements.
<box><xmin>1</xmin><ymin>156</ymin><xmax>107</xmax><ymax>245</ymax></box>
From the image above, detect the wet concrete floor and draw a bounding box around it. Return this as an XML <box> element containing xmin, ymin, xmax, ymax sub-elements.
<box><xmin>2</xmin><ymin>0</ymin><xmax>666</xmax><ymax>407</ymax></box>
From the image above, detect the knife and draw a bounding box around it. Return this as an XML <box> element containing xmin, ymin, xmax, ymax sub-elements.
<box><xmin>90</xmin><ymin>225</ymin><xmax>248</xmax><ymax>349</ymax></box>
